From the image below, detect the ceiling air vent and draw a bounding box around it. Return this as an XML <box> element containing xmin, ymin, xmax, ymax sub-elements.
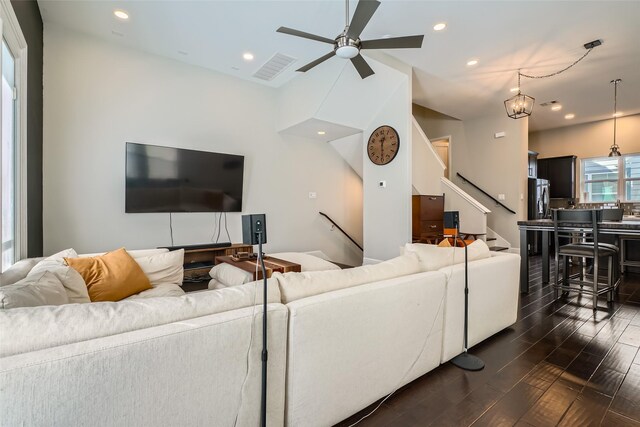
<box><xmin>253</xmin><ymin>53</ymin><xmax>296</xmax><ymax>81</ymax></box>
<box><xmin>540</xmin><ymin>100</ymin><xmax>559</xmax><ymax>107</ymax></box>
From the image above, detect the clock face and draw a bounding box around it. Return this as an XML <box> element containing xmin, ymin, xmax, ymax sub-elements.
<box><xmin>367</xmin><ymin>125</ymin><xmax>400</xmax><ymax>165</ymax></box>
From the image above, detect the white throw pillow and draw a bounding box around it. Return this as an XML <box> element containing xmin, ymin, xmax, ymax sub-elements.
<box><xmin>29</xmin><ymin>249</ymin><xmax>90</xmax><ymax>304</ymax></box>
<box><xmin>0</xmin><ymin>257</ymin><xmax>43</xmax><ymax>287</ymax></box>
<box><xmin>209</xmin><ymin>263</ymin><xmax>253</xmax><ymax>287</ymax></box>
<box><xmin>403</xmin><ymin>239</ymin><xmax>491</xmax><ymax>271</ymax></box>
<box><xmin>134</xmin><ymin>249</ymin><xmax>184</xmax><ymax>286</ymax></box>
<box><xmin>268</xmin><ymin>252</ymin><xmax>341</xmax><ymax>272</ymax></box>
<box><xmin>0</xmin><ymin>271</ymin><xmax>69</xmax><ymax>309</ymax></box>
<box><xmin>274</xmin><ymin>252</ymin><xmax>422</xmax><ymax>304</ymax></box>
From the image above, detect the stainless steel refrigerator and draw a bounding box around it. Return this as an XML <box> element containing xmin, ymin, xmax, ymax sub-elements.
<box><xmin>527</xmin><ymin>178</ymin><xmax>550</xmax><ymax>254</ymax></box>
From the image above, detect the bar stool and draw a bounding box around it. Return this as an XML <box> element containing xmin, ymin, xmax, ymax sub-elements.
<box><xmin>553</xmin><ymin>209</ymin><xmax>619</xmax><ymax>311</ymax></box>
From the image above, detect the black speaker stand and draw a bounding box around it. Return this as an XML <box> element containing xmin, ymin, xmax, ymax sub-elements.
<box><xmin>450</xmin><ymin>229</ymin><xmax>485</xmax><ymax>372</ymax></box>
<box><xmin>257</xmin><ymin>232</ymin><xmax>268</xmax><ymax>427</ymax></box>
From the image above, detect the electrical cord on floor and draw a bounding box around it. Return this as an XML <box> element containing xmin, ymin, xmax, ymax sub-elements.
<box><xmin>348</xmin><ymin>235</ymin><xmax>459</xmax><ymax>426</ymax></box>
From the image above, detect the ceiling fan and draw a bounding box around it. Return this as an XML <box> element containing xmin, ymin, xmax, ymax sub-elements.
<box><xmin>276</xmin><ymin>0</ymin><xmax>424</xmax><ymax>79</ymax></box>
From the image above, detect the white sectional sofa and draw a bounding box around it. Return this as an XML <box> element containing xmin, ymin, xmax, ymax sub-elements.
<box><xmin>0</xmin><ymin>243</ymin><xmax>519</xmax><ymax>426</ymax></box>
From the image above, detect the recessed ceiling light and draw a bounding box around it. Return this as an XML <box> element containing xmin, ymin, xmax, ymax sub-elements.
<box><xmin>613</xmin><ymin>112</ymin><xmax>624</xmax><ymax>118</ymax></box>
<box><xmin>466</xmin><ymin>59</ymin><xmax>478</xmax><ymax>66</ymax></box>
<box><xmin>551</xmin><ymin>105</ymin><xmax>563</xmax><ymax>111</ymax></box>
<box><xmin>243</xmin><ymin>52</ymin><xmax>254</xmax><ymax>61</ymax></box>
<box><xmin>433</xmin><ymin>23</ymin><xmax>447</xmax><ymax>31</ymax></box>
<box><xmin>565</xmin><ymin>113</ymin><xmax>575</xmax><ymax>120</ymax></box>
<box><xmin>113</xmin><ymin>10</ymin><xmax>129</xmax><ymax>20</ymax></box>
<box><xmin>510</xmin><ymin>87</ymin><xmax>519</xmax><ymax>93</ymax></box>
<box><xmin>317</xmin><ymin>131</ymin><xmax>326</xmax><ymax>135</ymax></box>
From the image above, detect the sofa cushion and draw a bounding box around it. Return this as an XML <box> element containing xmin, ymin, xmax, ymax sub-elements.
<box><xmin>134</xmin><ymin>249</ymin><xmax>184</xmax><ymax>286</ymax></box>
<box><xmin>274</xmin><ymin>253</ymin><xmax>422</xmax><ymax>304</ymax></box>
<box><xmin>124</xmin><ymin>283</ymin><xmax>186</xmax><ymax>299</ymax></box>
<box><xmin>65</xmin><ymin>248</ymin><xmax>152</xmax><ymax>302</ymax></box>
<box><xmin>269</xmin><ymin>252</ymin><xmax>341</xmax><ymax>272</ymax></box>
<box><xmin>209</xmin><ymin>263</ymin><xmax>254</xmax><ymax>287</ymax></box>
<box><xmin>0</xmin><ymin>281</ymin><xmax>281</xmax><ymax>357</ymax></box>
<box><xmin>0</xmin><ymin>271</ymin><xmax>69</xmax><ymax>309</ymax></box>
<box><xmin>403</xmin><ymin>239</ymin><xmax>491</xmax><ymax>271</ymax></box>
<box><xmin>29</xmin><ymin>249</ymin><xmax>91</xmax><ymax>304</ymax></box>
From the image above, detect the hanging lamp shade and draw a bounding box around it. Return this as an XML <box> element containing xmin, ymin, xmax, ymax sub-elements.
<box><xmin>505</xmin><ymin>72</ymin><xmax>535</xmax><ymax>119</ymax></box>
<box><xmin>504</xmin><ymin>92</ymin><xmax>535</xmax><ymax>119</ymax></box>
<box><xmin>608</xmin><ymin>79</ymin><xmax>622</xmax><ymax>157</ymax></box>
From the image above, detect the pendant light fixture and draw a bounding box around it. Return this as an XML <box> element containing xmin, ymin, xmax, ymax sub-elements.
<box><xmin>608</xmin><ymin>79</ymin><xmax>622</xmax><ymax>157</ymax></box>
<box><xmin>504</xmin><ymin>40</ymin><xmax>601</xmax><ymax>119</ymax></box>
<box><xmin>504</xmin><ymin>71</ymin><xmax>535</xmax><ymax>119</ymax></box>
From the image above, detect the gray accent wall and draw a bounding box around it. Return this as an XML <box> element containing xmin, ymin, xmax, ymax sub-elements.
<box><xmin>10</xmin><ymin>0</ymin><xmax>43</xmax><ymax>257</ymax></box>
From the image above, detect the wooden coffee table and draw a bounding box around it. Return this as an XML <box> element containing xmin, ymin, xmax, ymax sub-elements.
<box><xmin>215</xmin><ymin>256</ymin><xmax>301</xmax><ymax>280</ymax></box>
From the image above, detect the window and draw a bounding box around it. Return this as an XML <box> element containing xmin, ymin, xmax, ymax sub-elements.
<box><xmin>582</xmin><ymin>154</ymin><xmax>640</xmax><ymax>203</ymax></box>
<box><xmin>0</xmin><ymin>3</ymin><xmax>28</xmax><ymax>272</ymax></box>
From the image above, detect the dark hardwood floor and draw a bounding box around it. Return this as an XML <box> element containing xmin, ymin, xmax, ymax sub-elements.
<box><xmin>336</xmin><ymin>256</ymin><xmax>640</xmax><ymax>426</ymax></box>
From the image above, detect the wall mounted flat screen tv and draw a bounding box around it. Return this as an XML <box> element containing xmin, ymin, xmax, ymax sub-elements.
<box><xmin>126</xmin><ymin>142</ymin><xmax>244</xmax><ymax>213</ymax></box>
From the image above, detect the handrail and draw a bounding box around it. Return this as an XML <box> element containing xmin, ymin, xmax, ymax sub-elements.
<box><xmin>456</xmin><ymin>173</ymin><xmax>517</xmax><ymax>214</ymax></box>
<box><xmin>319</xmin><ymin>212</ymin><xmax>363</xmax><ymax>251</ymax></box>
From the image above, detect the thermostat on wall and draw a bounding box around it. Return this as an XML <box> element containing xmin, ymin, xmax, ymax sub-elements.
<box><xmin>378</xmin><ymin>181</ymin><xmax>387</xmax><ymax>188</ymax></box>
<box><xmin>494</xmin><ymin>131</ymin><xmax>506</xmax><ymax>139</ymax></box>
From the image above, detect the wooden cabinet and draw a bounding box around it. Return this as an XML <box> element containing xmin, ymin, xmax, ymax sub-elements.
<box><xmin>175</xmin><ymin>244</ymin><xmax>254</xmax><ymax>282</ymax></box>
<box><xmin>538</xmin><ymin>155</ymin><xmax>576</xmax><ymax>199</ymax></box>
<box><xmin>412</xmin><ymin>195</ymin><xmax>444</xmax><ymax>243</ymax></box>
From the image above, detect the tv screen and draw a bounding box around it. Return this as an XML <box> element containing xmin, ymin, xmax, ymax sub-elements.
<box><xmin>125</xmin><ymin>142</ymin><xmax>244</xmax><ymax>213</ymax></box>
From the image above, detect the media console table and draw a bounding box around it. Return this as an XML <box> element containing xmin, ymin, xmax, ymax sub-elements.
<box><xmin>215</xmin><ymin>256</ymin><xmax>301</xmax><ymax>280</ymax></box>
<box><xmin>518</xmin><ymin>219</ymin><xmax>640</xmax><ymax>293</ymax></box>
<box><xmin>165</xmin><ymin>243</ymin><xmax>253</xmax><ymax>291</ymax></box>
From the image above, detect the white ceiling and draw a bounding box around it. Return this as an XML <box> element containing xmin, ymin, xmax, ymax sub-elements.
<box><xmin>37</xmin><ymin>0</ymin><xmax>640</xmax><ymax>131</ymax></box>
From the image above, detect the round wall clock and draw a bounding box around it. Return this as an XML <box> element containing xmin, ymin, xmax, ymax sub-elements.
<box><xmin>367</xmin><ymin>125</ymin><xmax>400</xmax><ymax>165</ymax></box>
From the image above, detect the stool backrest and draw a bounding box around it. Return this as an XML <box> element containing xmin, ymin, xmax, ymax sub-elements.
<box><xmin>600</xmin><ymin>208</ymin><xmax>623</xmax><ymax>222</ymax></box>
<box><xmin>552</xmin><ymin>209</ymin><xmax>600</xmax><ymax>252</ymax></box>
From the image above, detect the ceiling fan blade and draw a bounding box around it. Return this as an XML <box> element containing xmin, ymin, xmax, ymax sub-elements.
<box><xmin>276</xmin><ymin>26</ymin><xmax>335</xmax><ymax>45</ymax></box>
<box><xmin>350</xmin><ymin>54</ymin><xmax>374</xmax><ymax>79</ymax></box>
<box><xmin>361</xmin><ymin>35</ymin><xmax>425</xmax><ymax>50</ymax></box>
<box><xmin>346</xmin><ymin>0</ymin><xmax>380</xmax><ymax>40</ymax></box>
<box><xmin>297</xmin><ymin>51</ymin><xmax>336</xmax><ymax>72</ymax></box>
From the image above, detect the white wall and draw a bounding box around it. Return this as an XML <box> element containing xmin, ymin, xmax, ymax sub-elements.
<box><xmin>412</xmin><ymin>117</ymin><xmax>445</xmax><ymax>195</ymax></box>
<box><xmin>43</xmin><ymin>25</ymin><xmax>363</xmax><ymax>265</ymax></box>
<box><xmin>413</xmin><ymin>104</ymin><xmax>528</xmax><ymax>247</ymax></box>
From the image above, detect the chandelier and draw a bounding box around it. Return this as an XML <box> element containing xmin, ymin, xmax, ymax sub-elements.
<box><xmin>504</xmin><ymin>72</ymin><xmax>534</xmax><ymax>119</ymax></box>
<box><xmin>504</xmin><ymin>40</ymin><xmax>601</xmax><ymax>119</ymax></box>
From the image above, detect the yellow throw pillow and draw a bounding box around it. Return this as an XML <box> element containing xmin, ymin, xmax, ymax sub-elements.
<box><xmin>65</xmin><ymin>248</ymin><xmax>152</xmax><ymax>302</ymax></box>
<box><xmin>438</xmin><ymin>238</ymin><xmax>452</xmax><ymax>247</ymax></box>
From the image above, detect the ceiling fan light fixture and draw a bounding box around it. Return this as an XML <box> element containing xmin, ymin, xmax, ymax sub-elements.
<box><xmin>335</xmin><ymin>36</ymin><xmax>360</xmax><ymax>59</ymax></box>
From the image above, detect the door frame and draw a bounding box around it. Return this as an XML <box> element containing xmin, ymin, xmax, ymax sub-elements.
<box><xmin>431</xmin><ymin>135</ymin><xmax>452</xmax><ymax>179</ymax></box>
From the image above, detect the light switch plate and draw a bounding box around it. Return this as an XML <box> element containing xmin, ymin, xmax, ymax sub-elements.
<box><xmin>308</xmin><ymin>192</ymin><xmax>317</xmax><ymax>199</ymax></box>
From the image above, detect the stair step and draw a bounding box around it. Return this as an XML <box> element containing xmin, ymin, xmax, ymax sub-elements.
<box><xmin>486</xmin><ymin>238</ymin><xmax>497</xmax><ymax>242</ymax></box>
<box><xmin>489</xmin><ymin>246</ymin><xmax>509</xmax><ymax>252</ymax></box>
